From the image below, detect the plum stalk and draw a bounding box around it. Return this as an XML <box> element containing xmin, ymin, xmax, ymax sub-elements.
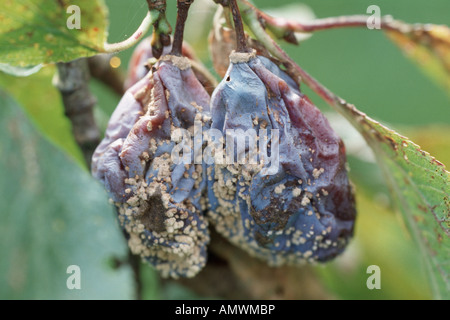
<box><xmin>171</xmin><ymin>0</ymin><xmax>194</xmax><ymax>56</ymax></box>
<box><xmin>229</xmin><ymin>0</ymin><xmax>249</xmax><ymax>53</ymax></box>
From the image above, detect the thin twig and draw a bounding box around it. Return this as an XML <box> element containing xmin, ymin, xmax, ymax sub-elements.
<box><xmin>239</xmin><ymin>0</ymin><xmax>412</xmax><ymax>38</ymax></box>
<box><xmin>53</xmin><ymin>59</ymin><xmax>101</xmax><ymax>169</ymax></box>
<box><xmin>104</xmin><ymin>12</ymin><xmax>153</xmax><ymax>53</ymax></box>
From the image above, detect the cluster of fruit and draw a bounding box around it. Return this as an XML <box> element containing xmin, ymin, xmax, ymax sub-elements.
<box><xmin>92</xmin><ymin>14</ymin><xmax>356</xmax><ymax>278</ymax></box>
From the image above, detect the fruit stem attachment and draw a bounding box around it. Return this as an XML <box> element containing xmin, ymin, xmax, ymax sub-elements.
<box><xmin>171</xmin><ymin>0</ymin><xmax>194</xmax><ymax>57</ymax></box>
<box><xmin>147</xmin><ymin>0</ymin><xmax>172</xmax><ymax>59</ymax></box>
<box><xmin>229</xmin><ymin>0</ymin><xmax>249</xmax><ymax>53</ymax></box>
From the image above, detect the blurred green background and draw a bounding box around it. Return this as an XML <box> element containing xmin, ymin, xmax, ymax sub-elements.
<box><xmin>104</xmin><ymin>0</ymin><xmax>450</xmax><ymax>126</ymax></box>
<box><xmin>0</xmin><ymin>0</ymin><xmax>448</xmax><ymax>300</ymax></box>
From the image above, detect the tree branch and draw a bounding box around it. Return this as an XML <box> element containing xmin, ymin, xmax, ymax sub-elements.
<box><xmin>53</xmin><ymin>59</ymin><xmax>101</xmax><ymax>169</ymax></box>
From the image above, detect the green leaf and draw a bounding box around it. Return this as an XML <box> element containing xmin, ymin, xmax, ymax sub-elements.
<box><xmin>338</xmin><ymin>101</ymin><xmax>450</xmax><ymax>300</ymax></box>
<box><xmin>140</xmin><ymin>262</ymin><xmax>160</xmax><ymax>300</ymax></box>
<box><xmin>0</xmin><ymin>90</ymin><xmax>134</xmax><ymax>299</ymax></box>
<box><xmin>0</xmin><ymin>65</ymin><xmax>84</xmax><ymax>166</ymax></box>
<box><xmin>321</xmin><ymin>123</ymin><xmax>450</xmax><ymax>299</ymax></box>
<box><xmin>0</xmin><ymin>0</ymin><xmax>108</xmax><ymax>66</ymax></box>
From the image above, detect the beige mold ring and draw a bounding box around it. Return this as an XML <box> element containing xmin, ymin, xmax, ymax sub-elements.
<box><xmin>160</xmin><ymin>55</ymin><xmax>191</xmax><ymax>70</ymax></box>
<box><xmin>229</xmin><ymin>49</ymin><xmax>257</xmax><ymax>64</ymax></box>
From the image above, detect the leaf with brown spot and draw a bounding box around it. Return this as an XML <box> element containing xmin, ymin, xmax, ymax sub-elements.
<box><xmin>336</xmin><ymin>99</ymin><xmax>450</xmax><ymax>300</ymax></box>
<box><xmin>0</xmin><ymin>0</ymin><xmax>108</xmax><ymax>67</ymax></box>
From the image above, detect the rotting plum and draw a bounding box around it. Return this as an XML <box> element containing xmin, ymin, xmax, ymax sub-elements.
<box><xmin>93</xmin><ymin>44</ymin><xmax>356</xmax><ymax>277</ymax></box>
<box><xmin>92</xmin><ymin>54</ymin><xmax>212</xmax><ymax>278</ymax></box>
<box><xmin>207</xmin><ymin>50</ymin><xmax>356</xmax><ymax>266</ymax></box>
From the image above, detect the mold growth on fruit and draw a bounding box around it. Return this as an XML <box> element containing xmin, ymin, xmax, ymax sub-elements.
<box><xmin>207</xmin><ymin>55</ymin><xmax>356</xmax><ymax>266</ymax></box>
<box><xmin>92</xmin><ymin>55</ymin><xmax>212</xmax><ymax>279</ymax></box>
<box><xmin>92</xmin><ymin>0</ymin><xmax>357</xmax><ymax>278</ymax></box>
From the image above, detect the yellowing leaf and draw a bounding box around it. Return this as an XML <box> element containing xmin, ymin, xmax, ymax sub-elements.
<box><xmin>386</xmin><ymin>24</ymin><xmax>450</xmax><ymax>95</ymax></box>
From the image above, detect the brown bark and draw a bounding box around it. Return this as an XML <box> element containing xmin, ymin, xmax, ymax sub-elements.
<box><xmin>54</xmin><ymin>59</ymin><xmax>100</xmax><ymax>169</ymax></box>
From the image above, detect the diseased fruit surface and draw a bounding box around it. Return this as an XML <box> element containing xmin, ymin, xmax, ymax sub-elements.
<box><xmin>124</xmin><ymin>37</ymin><xmax>199</xmax><ymax>91</ymax></box>
<box><xmin>92</xmin><ymin>42</ymin><xmax>357</xmax><ymax>278</ymax></box>
<box><xmin>92</xmin><ymin>55</ymin><xmax>211</xmax><ymax>278</ymax></box>
<box><xmin>207</xmin><ymin>51</ymin><xmax>356</xmax><ymax>265</ymax></box>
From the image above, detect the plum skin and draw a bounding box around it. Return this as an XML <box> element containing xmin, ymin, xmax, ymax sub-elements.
<box><xmin>207</xmin><ymin>53</ymin><xmax>356</xmax><ymax>265</ymax></box>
